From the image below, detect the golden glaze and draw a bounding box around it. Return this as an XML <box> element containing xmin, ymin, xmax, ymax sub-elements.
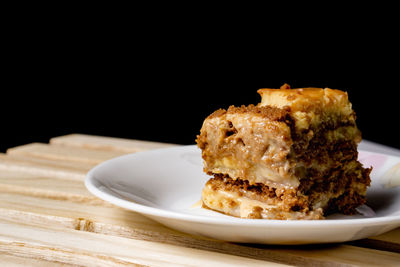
<box><xmin>258</xmin><ymin>86</ymin><xmax>354</xmax><ymax>130</ymax></box>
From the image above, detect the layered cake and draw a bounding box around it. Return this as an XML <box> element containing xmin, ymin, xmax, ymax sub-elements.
<box><xmin>196</xmin><ymin>84</ymin><xmax>371</xmax><ymax>220</ymax></box>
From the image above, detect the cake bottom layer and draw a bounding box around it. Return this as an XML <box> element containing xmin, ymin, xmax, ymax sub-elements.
<box><xmin>201</xmin><ymin>176</ymin><xmax>323</xmax><ymax>220</ymax></box>
<box><xmin>201</xmin><ymin>168</ymin><xmax>370</xmax><ymax>220</ymax></box>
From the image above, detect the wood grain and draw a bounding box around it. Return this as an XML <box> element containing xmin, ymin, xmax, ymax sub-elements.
<box><xmin>0</xmin><ymin>153</ymin><xmax>90</xmax><ymax>181</ymax></box>
<box><xmin>350</xmin><ymin>230</ymin><xmax>400</xmax><ymax>253</ymax></box>
<box><xmin>0</xmin><ymin>193</ymin><xmax>317</xmax><ymax>265</ymax></box>
<box><xmin>1</xmin><ymin>191</ymin><xmax>399</xmax><ymax>266</ymax></box>
<box><xmin>7</xmin><ymin>143</ymin><xmax>126</xmax><ymax>165</ymax></box>
<box><xmin>0</xmin><ymin>170</ymin><xmax>102</xmax><ymax>205</ymax></box>
<box><xmin>0</xmin><ymin>221</ymin><xmax>286</xmax><ymax>267</ymax></box>
<box><xmin>50</xmin><ymin>133</ymin><xmax>177</xmax><ymax>153</ymax></box>
<box><xmin>0</xmin><ymin>254</ymin><xmax>74</xmax><ymax>267</ymax></box>
<box><xmin>2</xmin><ymin>210</ymin><xmax>400</xmax><ymax>266</ymax></box>
<box><xmin>0</xmin><ymin>193</ymin><xmax>174</xmax><ymax>234</ymax></box>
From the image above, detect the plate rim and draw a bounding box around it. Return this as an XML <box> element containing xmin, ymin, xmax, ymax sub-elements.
<box><xmin>85</xmin><ymin>145</ymin><xmax>400</xmax><ymax>228</ymax></box>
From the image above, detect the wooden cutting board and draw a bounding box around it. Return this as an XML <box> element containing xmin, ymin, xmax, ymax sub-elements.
<box><xmin>0</xmin><ymin>134</ymin><xmax>399</xmax><ymax>266</ymax></box>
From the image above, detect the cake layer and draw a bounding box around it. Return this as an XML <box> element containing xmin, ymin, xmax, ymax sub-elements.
<box><xmin>196</xmin><ymin>104</ymin><xmax>362</xmax><ymax>188</ymax></box>
<box><xmin>202</xmin><ymin>175</ymin><xmax>323</xmax><ymax>220</ymax></box>
<box><xmin>202</xmin><ymin>161</ymin><xmax>371</xmax><ymax>220</ymax></box>
<box><xmin>298</xmin><ymin>160</ymin><xmax>371</xmax><ymax>215</ymax></box>
<box><xmin>197</xmin><ymin>104</ymin><xmax>297</xmax><ymax>187</ymax></box>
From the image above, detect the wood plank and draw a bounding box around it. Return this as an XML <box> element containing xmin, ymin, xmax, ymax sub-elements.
<box><xmin>6</xmin><ymin>143</ymin><xmax>126</xmax><ymax>165</ymax></box>
<box><xmin>349</xmin><ymin>229</ymin><xmax>400</xmax><ymax>253</ymax></box>
<box><xmin>2</xmin><ymin>215</ymin><xmax>400</xmax><ymax>267</ymax></box>
<box><xmin>0</xmin><ymin>153</ymin><xmax>93</xmax><ymax>172</ymax></box>
<box><xmin>1</xmin><ymin>134</ymin><xmax>176</xmax><ymax>180</ymax></box>
<box><xmin>371</xmin><ymin>228</ymin><xmax>400</xmax><ymax>245</ymax></box>
<box><xmin>0</xmin><ymin>153</ymin><xmax>88</xmax><ymax>181</ymax></box>
<box><xmin>50</xmin><ymin>133</ymin><xmax>178</xmax><ymax>153</ymax></box>
<box><xmin>0</xmin><ymin>193</ymin><xmax>175</xmax><ymax>235</ymax></box>
<box><xmin>262</xmin><ymin>244</ymin><xmax>400</xmax><ymax>266</ymax></box>
<box><xmin>0</xmin><ymin>170</ymin><xmax>103</xmax><ymax>205</ymax></box>
<box><xmin>0</xmin><ymin>221</ymin><xmax>284</xmax><ymax>267</ymax></box>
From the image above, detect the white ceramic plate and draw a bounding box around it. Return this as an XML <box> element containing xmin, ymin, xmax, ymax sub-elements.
<box><xmin>85</xmin><ymin>145</ymin><xmax>400</xmax><ymax>244</ymax></box>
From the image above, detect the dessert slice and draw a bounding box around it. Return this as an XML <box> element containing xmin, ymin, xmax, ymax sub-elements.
<box><xmin>196</xmin><ymin>84</ymin><xmax>371</xmax><ymax>220</ymax></box>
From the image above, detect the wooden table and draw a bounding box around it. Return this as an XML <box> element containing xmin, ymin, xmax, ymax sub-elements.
<box><xmin>0</xmin><ymin>134</ymin><xmax>399</xmax><ymax>266</ymax></box>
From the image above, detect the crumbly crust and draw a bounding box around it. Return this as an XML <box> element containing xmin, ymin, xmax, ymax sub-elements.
<box><xmin>207</xmin><ymin>104</ymin><xmax>291</xmax><ymax>122</ymax></box>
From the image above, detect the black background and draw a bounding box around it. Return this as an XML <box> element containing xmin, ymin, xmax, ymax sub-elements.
<box><xmin>2</xmin><ymin>15</ymin><xmax>399</xmax><ymax>152</ymax></box>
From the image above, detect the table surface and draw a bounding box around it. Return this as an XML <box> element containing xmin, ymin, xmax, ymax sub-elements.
<box><xmin>0</xmin><ymin>134</ymin><xmax>399</xmax><ymax>267</ymax></box>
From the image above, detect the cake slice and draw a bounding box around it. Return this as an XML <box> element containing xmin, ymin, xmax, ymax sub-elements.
<box><xmin>196</xmin><ymin>84</ymin><xmax>371</xmax><ymax>220</ymax></box>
